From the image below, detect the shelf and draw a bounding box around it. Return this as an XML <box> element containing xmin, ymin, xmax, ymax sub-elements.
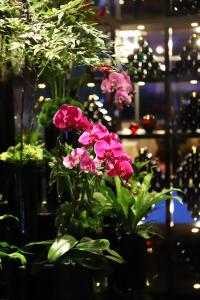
<box><xmin>118</xmin><ymin>130</ymin><xmax>200</xmax><ymax>140</ymax></box>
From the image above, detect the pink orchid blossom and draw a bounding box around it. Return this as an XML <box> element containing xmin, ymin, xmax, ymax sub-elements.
<box><xmin>105</xmin><ymin>157</ymin><xmax>134</xmax><ymax>180</ymax></box>
<box><xmin>63</xmin><ymin>148</ymin><xmax>88</xmax><ymax>169</ymax></box>
<box><xmin>53</xmin><ymin>104</ymin><xmax>89</xmax><ymax>131</ymax></box>
<box><xmin>73</xmin><ymin>115</ymin><xmax>89</xmax><ymax>131</ymax></box>
<box><xmin>78</xmin><ymin>122</ymin><xmax>109</xmax><ymax>146</ymax></box>
<box><xmin>101</xmin><ymin>78</ymin><xmax>112</xmax><ymax>93</ymax></box>
<box><xmin>94</xmin><ymin>134</ymin><xmax>123</xmax><ymax>160</ymax></box>
<box><xmin>80</xmin><ymin>155</ymin><xmax>96</xmax><ymax>173</ymax></box>
<box><xmin>115</xmin><ymin>90</ymin><xmax>132</xmax><ymax>106</ymax></box>
<box><xmin>114</xmin><ymin>159</ymin><xmax>134</xmax><ymax>179</ymax></box>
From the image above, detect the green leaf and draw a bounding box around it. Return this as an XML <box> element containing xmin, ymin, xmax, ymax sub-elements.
<box><xmin>48</xmin><ymin>235</ymin><xmax>78</xmax><ymax>263</ymax></box>
<box><xmin>0</xmin><ymin>214</ymin><xmax>18</xmax><ymax>222</ymax></box>
<box><xmin>76</xmin><ymin>238</ymin><xmax>110</xmax><ymax>252</ymax></box>
<box><xmin>9</xmin><ymin>252</ymin><xmax>27</xmax><ymax>267</ymax></box>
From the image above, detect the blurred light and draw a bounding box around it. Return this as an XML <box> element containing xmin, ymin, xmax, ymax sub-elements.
<box><xmin>195</xmin><ymin>26</ymin><xmax>200</xmax><ymax>33</ymax></box>
<box><xmin>96</xmin><ymin>282</ymin><xmax>100</xmax><ymax>287</ymax></box>
<box><xmin>156</xmin><ymin>45</ymin><xmax>164</xmax><ymax>54</ymax></box>
<box><xmin>194</xmin><ymin>217</ymin><xmax>198</xmax><ymax>221</ymax></box>
<box><xmin>190</xmin><ymin>80</ymin><xmax>198</xmax><ymax>84</ymax></box>
<box><xmin>160</xmin><ymin>64</ymin><xmax>166</xmax><ymax>71</ymax></box>
<box><xmin>193</xmin><ymin>283</ymin><xmax>200</xmax><ymax>289</ymax></box>
<box><xmin>177</xmin><ymin>242</ymin><xmax>181</xmax><ymax>246</ymax></box>
<box><xmin>170</xmin><ymin>220</ymin><xmax>174</xmax><ymax>227</ymax></box>
<box><xmin>194</xmin><ymin>221</ymin><xmax>200</xmax><ymax>227</ymax></box>
<box><xmin>137</xmin><ymin>25</ymin><xmax>145</xmax><ymax>30</ymax></box>
<box><xmin>87</xmin><ymin>82</ymin><xmax>95</xmax><ymax>87</ymax></box>
<box><xmin>196</xmin><ymin>38</ymin><xmax>200</xmax><ymax>47</ymax></box>
<box><xmin>88</xmin><ymin>94</ymin><xmax>99</xmax><ymax>101</ymax></box>
<box><xmin>147</xmin><ymin>247</ymin><xmax>153</xmax><ymax>254</ymax></box>
<box><xmin>186</xmin><ymin>257</ymin><xmax>190</xmax><ymax>262</ymax></box>
<box><xmin>138</xmin><ymin>81</ymin><xmax>145</xmax><ymax>86</ymax></box>
<box><xmin>38</xmin><ymin>96</ymin><xmax>45</xmax><ymax>102</ymax></box>
<box><xmin>181</xmin><ymin>250</ymin><xmax>185</xmax><ymax>254</ymax></box>
<box><xmin>191</xmin><ymin>22</ymin><xmax>198</xmax><ymax>27</ymax></box>
<box><xmin>169</xmin><ymin>200</ymin><xmax>174</xmax><ymax>214</ymax></box>
<box><xmin>119</xmin><ymin>30</ymin><xmax>141</xmax><ymax>38</ymax></box>
<box><xmin>119</xmin><ymin>0</ymin><xmax>124</xmax><ymax>4</ymax></box>
<box><xmin>146</xmin><ymin>278</ymin><xmax>150</xmax><ymax>286</ymax></box>
<box><xmin>191</xmin><ymin>227</ymin><xmax>199</xmax><ymax>233</ymax></box>
<box><xmin>38</xmin><ymin>83</ymin><xmax>46</xmax><ymax>89</ymax></box>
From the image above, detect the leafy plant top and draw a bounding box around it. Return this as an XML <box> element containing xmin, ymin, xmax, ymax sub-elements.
<box><xmin>0</xmin><ymin>0</ymin><xmax>109</xmax><ymax>79</ymax></box>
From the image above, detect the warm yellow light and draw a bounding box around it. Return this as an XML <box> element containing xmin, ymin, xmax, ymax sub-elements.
<box><xmin>137</xmin><ymin>25</ymin><xmax>145</xmax><ymax>30</ymax></box>
<box><xmin>146</xmin><ymin>278</ymin><xmax>150</xmax><ymax>286</ymax></box>
<box><xmin>87</xmin><ymin>82</ymin><xmax>95</xmax><ymax>88</ymax></box>
<box><xmin>192</xmin><ymin>146</ymin><xmax>197</xmax><ymax>154</ymax></box>
<box><xmin>191</xmin><ymin>227</ymin><xmax>199</xmax><ymax>233</ymax></box>
<box><xmin>191</xmin><ymin>22</ymin><xmax>198</xmax><ymax>27</ymax></box>
<box><xmin>196</xmin><ymin>38</ymin><xmax>200</xmax><ymax>47</ymax></box>
<box><xmin>38</xmin><ymin>83</ymin><xmax>46</xmax><ymax>89</ymax></box>
<box><xmin>138</xmin><ymin>81</ymin><xmax>145</xmax><ymax>86</ymax></box>
<box><xmin>193</xmin><ymin>283</ymin><xmax>200</xmax><ymax>289</ymax></box>
<box><xmin>38</xmin><ymin>96</ymin><xmax>45</xmax><ymax>102</ymax></box>
<box><xmin>190</xmin><ymin>80</ymin><xmax>198</xmax><ymax>84</ymax></box>
<box><xmin>88</xmin><ymin>94</ymin><xmax>99</xmax><ymax>101</ymax></box>
<box><xmin>195</xmin><ymin>26</ymin><xmax>200</xmax><ymax>33</ymax></box>
<box><xmin>156</xmin><ymin>45</ymin><xmax>164</xmax><ymax>54</ymax></box>
<box><xmin>170</xmin><ymin>220</ymin><xmax>174</xmax><ymax>227</ymax></box>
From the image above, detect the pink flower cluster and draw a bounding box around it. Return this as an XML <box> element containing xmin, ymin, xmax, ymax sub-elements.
<box><xmin>100</xmin><ymin>70</ymin><xmax>134</xmax><ymax>108</ymax></box>
<box><xmin>53</xmin><ymin>104</ymin><xmax>89</xmax><ymax>131</ymax></box>
<box><xmin>53</xmin><ymin>104</ymin><xmax>134</xmax><ymax>180</ymax></box>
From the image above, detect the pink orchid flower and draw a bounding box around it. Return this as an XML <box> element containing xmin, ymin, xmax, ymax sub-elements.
<box><xmin>53</xmin><ymin>104</ymin><xmax>89</xmax><ymax>131</ymax></box>
<box><xmin>115</xmin><ymin>90</ymin><xmax>132</xmax><ymax>106</ymax></box>
<box><xmin>101</xmin><ymin>78</ymin><xmax>112</xmax><ymax>93</ymax></box>
<box><xmin>73</xmin><ymin>115</ymin><xmax>89</xmax><ymax>131</ymax></box>
<box><xmin>94</xmin><ymin>134</ymin><xmax>123</xmax><ymax>160</ymax></box>
<box><xmin>63</xmin><ymin>148</ymin><xmax>88</xmax><ymax>169</ymax></box>
<box><xmin>78</xmin><ymin>122</ymin><xmax>109</xmax><ymax>146</ymax></box>
<box><xmin>105</xmin><ymin>157</ymin><xmax>134</xmax><ymax>180</ymax></box>
<box><xmin>80</xmin><ymin>155</ymin><xmax>96</xmax><ymax>174</ymax></box>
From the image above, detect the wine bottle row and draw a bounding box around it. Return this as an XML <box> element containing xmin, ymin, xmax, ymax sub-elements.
<box><xmin>134</xmin><ymin>147</ymin><xmax>166</xmax><ymax>191</ymax></box>
<box><xmin>127</xmin><ymin>36</ymin><xmax>165</xmax><ymax>81</ymax></box>
<box><xmin>83</xmin><ymin>95</ymin><xmax>112</xmax><ymax>128</ymax></box>
<box><xmin>172</xmin><ymin>33</ymin><xmax>200</xmax><ymax>77</ymax></box>
<box><xmin>173</xmin><ymin>145</ymin><xmax>200</xmax><ymax>219</ymax></box>
<box><xmin>174</xmin><ymin>91</ymin><xmax>200</xmax><ymax>132</ymax></box>
<box><xmin>170</xmin><ymin>0</ymin><xmax>200</xmax><ymax>15</ymax></box>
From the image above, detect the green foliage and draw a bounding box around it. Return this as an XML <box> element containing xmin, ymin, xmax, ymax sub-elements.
<box><xmin>38</xmin><ymin>97</ymin><xmax>83</xmax><ymax>127</ymax></box>
<box><xmin>28</xmin><ymin>235</ymin><xmax>124</xmax><ymax>270</ymax></box>
<box><xmin>97</xmin><ymin>172</ymin><xmax>182</xmax><ymax>238</ymax></box>
<box><xmin>0</xmin><ymin>142</ymin><xmax>45</xmax><ymax>164</ymax></box>
<box><xmin>0</xmin><ymin>213</ymin><xmax>26</xmax><ymax>269</ymax></box>
<box><xmin>0</xmin><ymin>0</ymin><xmax>110</xmax><ymax>80</ymax></box>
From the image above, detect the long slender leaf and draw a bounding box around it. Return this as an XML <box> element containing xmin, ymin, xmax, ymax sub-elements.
<box><xmin>48</xmin><ymin>235</ymin><xmax>78</xmax><ymax>263</ymax></box>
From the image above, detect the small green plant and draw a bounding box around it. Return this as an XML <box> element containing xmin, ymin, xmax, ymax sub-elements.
<box><xmin>94</xmin><ymin>165</ymin><xmax>182</xmax><ymax>239</ymax></box>
<box><xmin>0</xmin><ymin>142</ymin><xmax>45</xmax><ymax>164</ymax></box>
<box><xmin>0</xmin><ymin>202</ymin><xmax>26</xmax><ymax>269</ymax></box>
<box><xmin>27</xmin><ymin>235</ymin><xmax>123</xmax><ymax>270</ymax></box>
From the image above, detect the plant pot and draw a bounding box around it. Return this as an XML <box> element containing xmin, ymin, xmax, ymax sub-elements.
<box><xmin>26</xmin><ymin>263</ymin><xmax>108</xmax><ymax>300</ymax></box>
<box><xmin>109</xmin><ymin>233</ymin><xmax>146</xmax><ymax>298</ymax></box>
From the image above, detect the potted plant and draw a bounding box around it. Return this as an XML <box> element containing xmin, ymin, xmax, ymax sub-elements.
<box><xmin>0</xmin><ymin>205</ymin><xmax>27</xmax><ymax>299</ymax></box>
<box><xmin>93</xmin><ymin>164</ymin><xmax>182</xmax><ymax>297</ymax></box>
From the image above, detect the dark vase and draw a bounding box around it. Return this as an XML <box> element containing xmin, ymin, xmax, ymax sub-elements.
<box><xmin>0</xmin><ymin>162</ymin><xmax>42</xmax><ymax>242</ymax></box>
<box><xmin>108</xmin><ymin>233</ymin><xmax>146</xmax><ymax>299</ymax></box>
<box><xmin>25</xmin><ymin>263</ymin><xmax>108</xmax><ymax>300</ymax></box>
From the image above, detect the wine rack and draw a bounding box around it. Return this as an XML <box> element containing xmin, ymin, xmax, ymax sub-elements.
<box><xmin>175</xmin><ymin>91</ymin><xmax>200</xmax><ymax>132</ymax></box>
<box><xmin>127</xmin><ymin>36</ymin><xmax>165</xmax><ymax>81</ymax></box>
<box><xmin>174</xmin><ymin>145</ymin><xmax>200</xmax><ymax>219</ymax></box>
<box><xmin>135</xmin><ymin>147</ymin><xmax>166</xmax><ymax>191</ymax></box>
